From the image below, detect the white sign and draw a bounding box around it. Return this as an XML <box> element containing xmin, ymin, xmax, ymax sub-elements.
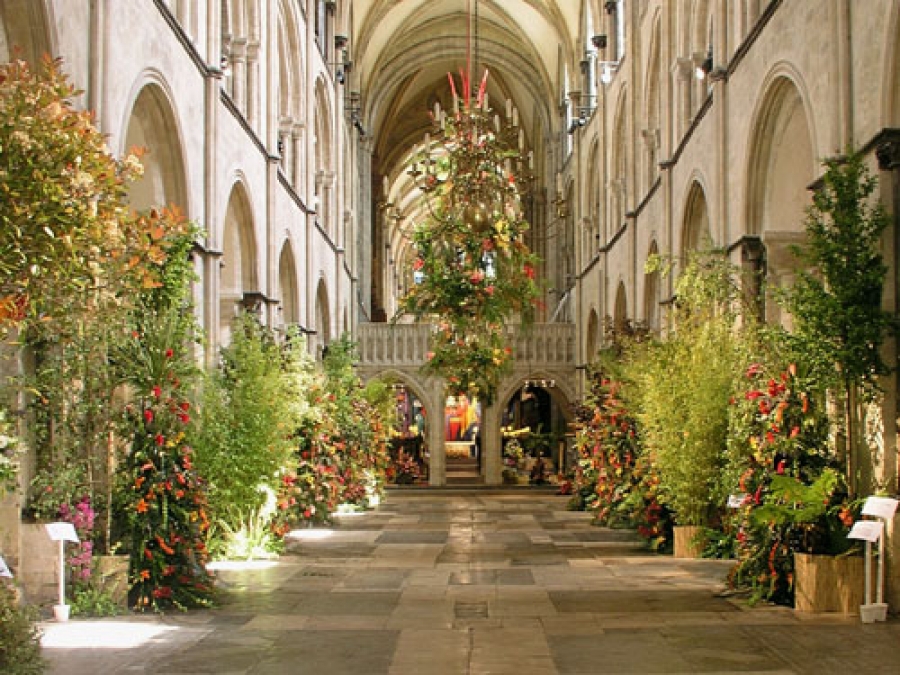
<box><xmin>862</xmin><ymin>496</ymin><xmax>899</xmax><ymax>521</ymax></box>
<box><xmin>727</xmin><ymin>494</ymin><xmax>747</xmax><ymax>509</ymax></box>
<box><xmin>848</xmin><ymin>520</ymin><xmax>884</xmax><ymax>543</ymax></box>
<box><xmin>44</xmin><ymin>522</ymin><xmax>79</xmax><ymax>543</ymax></box>
<box><xmin>0</xmin><ymin>555</ymin><xmax>11</xmax><ymax>578</ymax></box>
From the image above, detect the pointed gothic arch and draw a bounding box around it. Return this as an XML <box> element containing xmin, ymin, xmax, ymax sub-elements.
<box><xmin>586</xmin><ymin>308</ymin><xmax>600</xmax><ymax>363</ymax></box>
<box><xmin>314</xmin><ymin>77</ymin><xmax>334</xmax><ymax>235</ymax></box>
<box><xmin>745</xmin><ymin>72</ymin><xmax>815</xmax><ymax>326</ymax></box>
<box><xmin>314</xmin><ymin>278</ymin><xmax>331</xmax><ymax>358</ymax></box>
<box><xmin>614</xmin><ymin>280</ymin><xmax>628</xmax><ymax>332</ymax></box>
<box><xmin>644</xmin><ymin>240</ymin><xmax>661</xmax><ymax>332</ymax></box>
<box><xmin>682</xmin><ymin>180</ymin><xmax>711</xmax><ymax>256</ymax></box>
<box><xmin>123</xmin><ymin>80</ymin><xmax>189</xmax><ymax>213</ymax></box>
<box><xmin>277</xmin><ymin>240</ymin><xmax>300</xmax><ymax>328</ymax></box>
<box><xmin>220</xmin><ymin>181</ymin><xmax>258</xmax><ymax>345</ymax></box>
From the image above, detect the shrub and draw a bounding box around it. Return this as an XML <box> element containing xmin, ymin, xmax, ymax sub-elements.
<box><xmin>0</xmin><ymin>585</ymin><xmax>44</xmax><ymax>675</ymax></box>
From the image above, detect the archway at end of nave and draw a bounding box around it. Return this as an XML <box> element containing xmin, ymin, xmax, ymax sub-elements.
<box><xmin>500</xmin><ymin>380</ymin><xmax>574</xmax><ymax>486</ymax></box>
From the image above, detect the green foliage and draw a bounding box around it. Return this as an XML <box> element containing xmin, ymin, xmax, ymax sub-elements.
<box><xmin>0</xmin><ymin>408</ymin><xmax>20</xmax><ymax>494</ymax></box>
<box><xmin>0</xmin><ymin>585</ymin><xmax>45</xmax><ymax>675</ymax></box>
<box><xmin>625</xmin><ymin>250</ymin><xmax>755</xmax><ymax>526</ymax></box>
<box><xmin>779</xmin><ymin>152</ymin><xmax>893</xmax><ymax>400</ymax></box>
<box><xmin>216</xmin><ymin>498</ymin><xmax>282</xmax><ymax>561</ymax></box>
<box><xmin>70</xmin><ymin>585</ymin><xmax>121</xmax><ymax>618</ymax></box>
<box><xmin>25</xmin><ymin>464</ymin><xmax>87</xmax><ymax>522</ymax></box>
<box><xmin>192</xmin><ymin>315</ymin><xmax>312</xmax><ymax>534</ymax></box>
<box><xmin>0</xmin><ymin>56</ymin><xmax>177</xmax><ymax>339</ymax></box>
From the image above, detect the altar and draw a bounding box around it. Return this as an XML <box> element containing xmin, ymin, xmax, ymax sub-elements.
<box><xmin>445</xmin><ymin>441</ymin><xmax>474</xmax><ymax>459</ymax></box>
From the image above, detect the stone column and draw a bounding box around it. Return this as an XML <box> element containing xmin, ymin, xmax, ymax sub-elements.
<box><xmin>427</xmin><ymin>387</ymin><xmax>446</xmax><ymax>486</ymax></box>
<box><xmin>673</xmin><ymin>57</ymin><xmax>692</xmax><ymax>139</ymax></box>
<box><xmin>230</xmin><ymin>38</ymin><xmax>247</xmax><ymax>113</ymax></box>
<box><xmin>292</xmin><ymin>123</ymin><xmax>304</xmax><ymax>190</ymax></box>
<box><xmin>247</xmin><ymin>40</ymin><xmax>259</xmax><ymax>128</ymax></box>
<box><xmin>482</xmin><ymin>403</ymin><xmax>502</xmax><ymax>485</ymax></box>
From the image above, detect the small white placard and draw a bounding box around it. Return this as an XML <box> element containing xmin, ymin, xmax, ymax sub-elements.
<box><xmin>44</xmin><ymin>522</ymin><xmax>79</xmax><ymax>543</ymax></box>
<box><xmin>862</xmin><ymin>496</ymin><xmax>899</xmax><ymax>521</ymax></box>
<box><xmin>848</xmin><ymin>520</ymin><xmax>884</xmax><ymax>543</ymax></box>
<box><xmin>727</xmin><ymin>494</ymin><xmax>747</xmax><ymax>509</ymax></box>
<box><xmin>0</xmin><ymin>555</ymin><xmax>12</xmax><ymax>578</ymax></box>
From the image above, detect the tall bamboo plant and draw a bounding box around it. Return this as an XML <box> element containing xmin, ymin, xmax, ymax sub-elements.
<box><xmin>623</xmin><ymin>251</ymin><xmax>759</xmax><ymax>527</ymax></box>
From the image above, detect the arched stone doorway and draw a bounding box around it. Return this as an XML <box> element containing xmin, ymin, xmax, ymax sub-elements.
<box><xmin>745</xmin><ymin>73</ymin><xmax>815</xmax><ymax>327</ymax></box>
<box><xmin>220</xmin><ymin>182</ymin><xmax>259</xmax><ymax>347</ymax></box>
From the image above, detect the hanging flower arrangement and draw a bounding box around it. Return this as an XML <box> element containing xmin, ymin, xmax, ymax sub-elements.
<box><xmin>398</xmin><ymin>70</ymin><xmax>541</xmax><ymax>404</ymax></box>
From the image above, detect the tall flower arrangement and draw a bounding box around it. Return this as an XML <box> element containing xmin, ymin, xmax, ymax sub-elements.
<box><xmin>726</xmin><ymin>361</ymin><xmax>852</xmax><ymax>605</ymax></box>
<box><xmin>573</xmin><ymin>373</ymin><xmax>640</xmax><ymax>527</ymax></box>
<box><xmin>123</xmin><ymin>347</ymin><xmax>213</xmax><ymax>611</ymax></box>
<box><xmin>398</xmin><ymin>71</ymin><xmax>541</xmax><ymax>403</ymax></box>
<box><xmin>116</xmin><ymin>219</ymin><xmax>213</xmax><ymax>610</ymax></box>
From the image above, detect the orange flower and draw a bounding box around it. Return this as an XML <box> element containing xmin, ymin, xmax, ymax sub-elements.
<box><xmin>136</xmin><ymin>499</ymin><xmax>148</xmax><ymax>513</ymax></box>
<box><xmin>140</xmin><ymin>569</ymin><xmax>150</xmax><ymax>580</ymax></box>
<box><xmin>156</xmin><ymin>536</ymin><xmax>175</xmax><ymax>556</ymax></box>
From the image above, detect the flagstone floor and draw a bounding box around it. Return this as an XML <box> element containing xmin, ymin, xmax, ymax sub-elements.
<box><xmin>41</xmin><ymin>489</ymin><xmax>900</xmax><ymax>674</ymax></box>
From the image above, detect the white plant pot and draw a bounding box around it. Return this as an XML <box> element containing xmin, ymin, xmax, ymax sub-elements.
<box><xmin>859</xmin><ymin>603</ymin><xmax>888</xmax><ymax>624</ymax></box>
<box><xmin>53</xmin><ymin>603</ymin><xmax>70</xmax><ymax>622</ymax></box>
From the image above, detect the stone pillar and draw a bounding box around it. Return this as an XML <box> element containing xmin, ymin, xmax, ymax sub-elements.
<box><xmin>292</xmin><ymin>123</ymin><xmax>304</xmax><ymax>190</ymax></box>
<box><xmin>673</xmin><ymin>57</ymin><xmax>692</xmax><ymax>139</ymax></box>
<box><xmin>231</xmin><ymin>38</ymin><xmax>247</xmax><ymax>113</ymax></box>
<box><xmin>482</xmin><ymin>403</ymin><xmax>502</xmax><ymax>485</ymax></box>
<box><xmin>427</xmin><ymin>389</ymin><xmax>445</xmax><ymax>486</ymax></box>
<box><xmin>247</xmin><ymin>40</ymin><xmax>259</xmax><ymax>128</ymax></box>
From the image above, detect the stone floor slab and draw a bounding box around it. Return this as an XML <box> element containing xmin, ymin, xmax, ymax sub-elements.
<box><xmin>41</xmin><ymin>489</ymin><xmax>900</xmax><ymax>675</ymax></box>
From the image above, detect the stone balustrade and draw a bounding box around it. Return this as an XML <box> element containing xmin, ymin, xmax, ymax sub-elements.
<box><xmin>356</xmin><ymin>322</ymin><xmax>575</xmax><ymax>369</ymax></box>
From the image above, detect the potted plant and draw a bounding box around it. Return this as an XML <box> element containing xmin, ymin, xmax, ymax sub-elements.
<box><xmin>626</xmin><ymin>251</ymin><xmax>751</xmax><ymax>556</ymax></box>
<box><xmin>727</xmin><ymin>359</ymin><xmax>862</xmax><ymax>611</ymax></box>
<box><xmin>751</xmin><ymin>469</ymin><xmax>862</xmax><ymax>613</ymax></box>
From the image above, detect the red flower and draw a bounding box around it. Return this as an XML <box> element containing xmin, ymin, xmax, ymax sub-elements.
<box><xmin>413</xmin><ymin>258</ymin><xmax>424</xmax><ymax>271</ymax></box>
<box><xmin>179</xmin><ymin>401</ymin><xmax>190</xmax><ymax>412</ymax></box>
<box><xmin>523</xmin><ymin>263</ymin><xmax>535</xmax><ymax>279</ymax></box>
<box><xmin>155</xmin><ymin>433</ymin><xmax>165</xmax><ymax>446</ymax></box>
<box><xmin>143</xmin><ymin>409</ymin><xmax>154</xmax><ymax>424</ymax></box>
<box><xmin>165</xmin><ymin>348</ymin><xmax>174</xmax><ymax>358</ymax></box>
<box><xmin>151</xmin><ymin>385</ymin><xmax>162</xmax><ymax>398</ymax></box>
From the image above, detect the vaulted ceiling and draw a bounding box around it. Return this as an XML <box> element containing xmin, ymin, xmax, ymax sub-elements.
<box><xmin>349</xmin><ymin>0</ymin><xmax>587</xmax><ymax>181</ymax></box>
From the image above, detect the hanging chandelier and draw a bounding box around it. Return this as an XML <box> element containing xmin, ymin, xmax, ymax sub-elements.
<box><xmin>395</xmin><ymin>0</ymin><xmax>542</xmax><ymax>405</ymax></box>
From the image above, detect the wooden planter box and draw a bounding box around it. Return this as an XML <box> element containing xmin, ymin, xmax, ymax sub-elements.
<box><xmin>673</xmin><ymin>525</ymin><xmax>705</xmax><ymax>558</ymax></box>
<box><xmin>794</xmin><ymin>552</ymin><xmax>864</xmax><ymax>614</ymax></box>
